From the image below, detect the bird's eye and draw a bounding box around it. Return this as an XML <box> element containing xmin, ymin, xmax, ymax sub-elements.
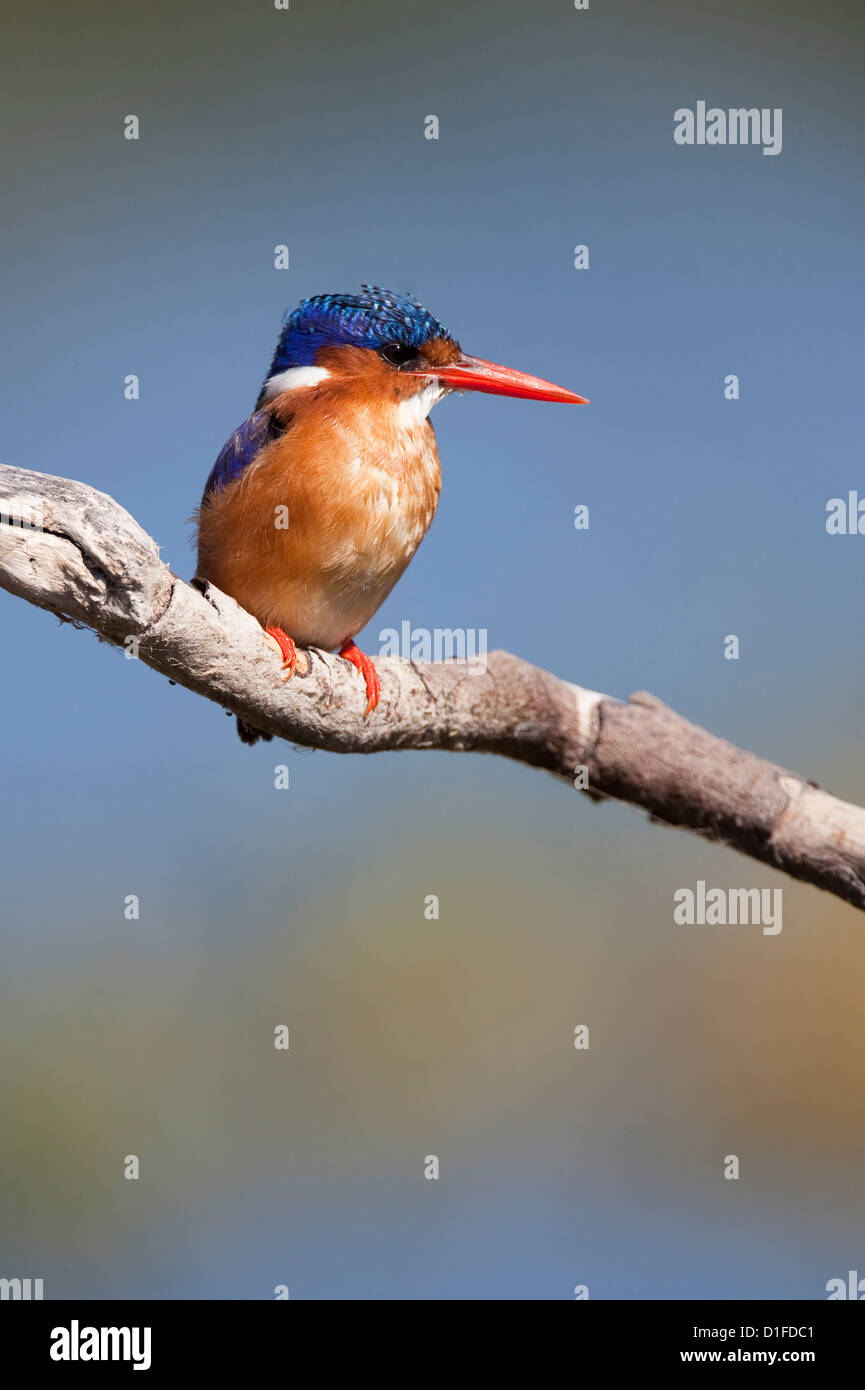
<box><xmin>379</xmin><ymin>342</ymin><xmax>418</xmax><ymax>368</ymax></box>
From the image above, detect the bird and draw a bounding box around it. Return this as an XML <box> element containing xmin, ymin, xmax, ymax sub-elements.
<box><xmin>194</xmin><ymin>285</ymin><xmax>587</xmax><ymax>741</ymax></box>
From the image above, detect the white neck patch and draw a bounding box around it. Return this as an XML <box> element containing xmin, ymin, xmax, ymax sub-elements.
<box><xmin>262</xmin><ymin>365</ymin><xmax>331</xmax><ymax>400</ymax></box>
<box><xmin>395</xmin><ymin>382</ymin><xmax>446</xmax><ymax>428</ymax></box>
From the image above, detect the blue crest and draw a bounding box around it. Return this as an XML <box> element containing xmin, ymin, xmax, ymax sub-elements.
<box><xmin>264</xmin><ymin>285</ymin><xmax>453</xmax><ymax>377</ymax></box>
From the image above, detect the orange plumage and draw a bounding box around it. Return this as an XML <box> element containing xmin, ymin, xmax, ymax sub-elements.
<box><xmin>196</xmin><ymin>341</ymin><xmax>455</xmax><ymax>652</ymax></box>
<box><xmin>194</xmin><ymin>288</ymin><xmax>585</xmax><ymax>731</ymax></box>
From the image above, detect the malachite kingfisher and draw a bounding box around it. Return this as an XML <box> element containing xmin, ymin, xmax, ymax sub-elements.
<box><xmin>194</xmin><ymin>285</ymin><xmax>587</xmax><ymax>737</ymax></box>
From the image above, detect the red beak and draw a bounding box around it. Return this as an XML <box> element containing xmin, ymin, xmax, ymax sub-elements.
<box><xmin>410</xmin><ymin>353</ymin><xmax>588</xmax><ymax>404</ymax></box>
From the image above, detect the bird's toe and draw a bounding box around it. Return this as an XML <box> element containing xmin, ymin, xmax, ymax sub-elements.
<box><xmin>263</xmin><ymin>625</ymin><xmax>297</xmax><ymax>679</ymax></box>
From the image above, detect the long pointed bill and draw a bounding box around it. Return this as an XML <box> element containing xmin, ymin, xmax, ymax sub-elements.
<box><xmin>410</xmin><ymin>353</ymin><xmax>588</xmax><ymax>404</ymax></box>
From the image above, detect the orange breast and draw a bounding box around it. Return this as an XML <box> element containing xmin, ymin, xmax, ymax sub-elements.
<box><xmin>196</xmin><ymin>386</ymin><xmax>442</xmax><ymax>650</ymax></box>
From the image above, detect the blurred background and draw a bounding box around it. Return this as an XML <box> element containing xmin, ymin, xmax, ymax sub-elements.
<box><xmin>1</xmin><ymin>0</ymin><xmax>863</xmax><ymax>1299</ymax></box>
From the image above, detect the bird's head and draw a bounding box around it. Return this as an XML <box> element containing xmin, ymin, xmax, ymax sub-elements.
<box><xmin>256</xmin><ymin>285</ymin><xmax>588</xmax><ymax>414</ymax></box>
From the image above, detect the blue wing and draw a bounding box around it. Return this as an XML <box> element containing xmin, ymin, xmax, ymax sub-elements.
<box><xmin>202</xmin><ymin>408</ymin><xmax>286</xmax><ymax>499</ymax></box>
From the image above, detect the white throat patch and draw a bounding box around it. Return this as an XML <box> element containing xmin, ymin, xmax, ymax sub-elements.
<box><xmin>396</xmin><ymin>382</ymin><xmax>446</xmax><ymax>427</ymax></box>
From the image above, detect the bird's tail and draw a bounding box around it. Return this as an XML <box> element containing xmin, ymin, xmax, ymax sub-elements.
<box><xmin>236</xmin><ymin>717</ymin><xmax>272</xmax><ymax>745</ymax></box>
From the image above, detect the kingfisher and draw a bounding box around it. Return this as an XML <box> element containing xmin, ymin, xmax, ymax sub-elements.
<box><xmin>194</xmin><ymin>285</ymin><xmax>587</xmax><ymax>735</ymax></box>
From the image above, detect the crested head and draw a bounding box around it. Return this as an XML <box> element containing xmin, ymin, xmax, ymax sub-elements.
<box><xmin>270</xmin><ymin>285</ymin><xmax>455</xmax><ymax>371</ymax></box>
<box><xmin>257</xmin><ymin>285</ymin><xmax>461</xmax><ymax>409</ymax></box>
<box><xmin>255</xmin><ymin>285</ymin><xmax>588</xmax><ymax>412</ymax></box>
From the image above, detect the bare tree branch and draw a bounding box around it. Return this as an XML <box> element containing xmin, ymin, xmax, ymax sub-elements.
<box><xmin>2</xmin><ymin>462</ymin><xmax>864</xmax><ymax>911</ymax></box>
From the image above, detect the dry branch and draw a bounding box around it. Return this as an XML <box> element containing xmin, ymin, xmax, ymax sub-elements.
<box><xmin>2</xmin><ymin>462</ymin><xmax>864</xmax><ymax>911</ymax></box>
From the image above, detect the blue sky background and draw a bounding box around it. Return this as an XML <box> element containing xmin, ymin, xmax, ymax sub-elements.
<box><xmin>1</xmin><ymin>0</ymin><xmax>864</xmax><ymax>1298</ymax></box>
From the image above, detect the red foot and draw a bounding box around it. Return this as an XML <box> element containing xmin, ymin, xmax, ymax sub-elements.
<box><xmin>339</xmin><ymin>640</ymin><xmax>381</xmax><ymax>715</ymax></box>
<box><xmin>264</xmin><ymin>625</ymin><xmax>297</xmax><ymax>678</ymax></box>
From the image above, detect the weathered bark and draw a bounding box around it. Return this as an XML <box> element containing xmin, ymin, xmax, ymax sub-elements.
<box><xmin>2</xmin><ymin>462</ymin><xmax>864</xmax><ymax>911</ymax></box>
